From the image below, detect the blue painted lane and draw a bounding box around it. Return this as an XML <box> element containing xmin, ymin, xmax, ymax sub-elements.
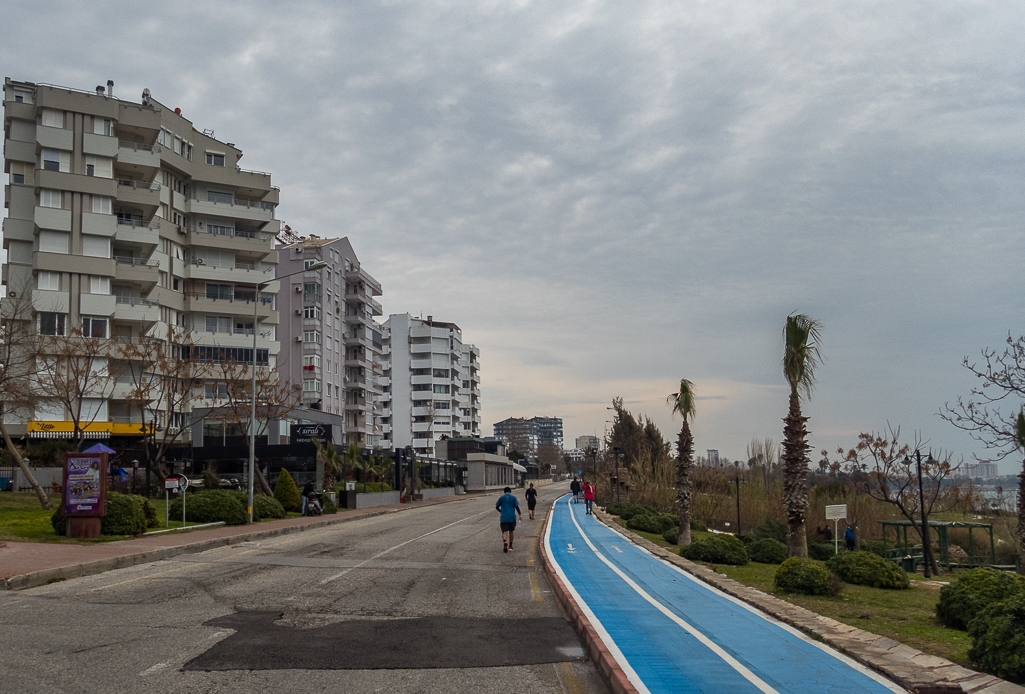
<box><xmin>546</xmin><ymin>496</ymin><xmax>905</xmax><ymax>694</ymax></box>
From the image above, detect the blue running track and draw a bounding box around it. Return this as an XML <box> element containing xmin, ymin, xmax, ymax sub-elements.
<box><xmin>545</xmin><ymin>495</ymin><xmax>906</xmax><ymax>694</ymax></box>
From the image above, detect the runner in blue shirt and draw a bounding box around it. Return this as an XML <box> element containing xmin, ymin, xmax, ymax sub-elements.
<box><xmin>495</xmin><ymin>486</ymin><xmax>522</xmax><ymax>553</ymax></box>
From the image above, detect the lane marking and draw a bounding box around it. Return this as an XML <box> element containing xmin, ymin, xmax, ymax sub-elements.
<box><xmin>611</xmin><ymin>545</ymin><xmax>623</xmax><ymax>553</ymax></box>
<box><xmin>544</xmin><ymin>498</ymin><xmax>650</xmax><ymax>694</ymax></box>
<box><xmin>557</xmin><ymin>661</ymin><xmax>586</xmax><ymax>694</ymax></box>
<box><xmin>319</xmin><ymin>509</ymin><xmax>491</xmax><ymax>584</ymax></box>
<box><xmin>563</xmin><ymin>498</ymin><xmax>779</xmax><ymax>693</ymax></box>
<box><xmin>529</xmin><ymin>571</ymin><xmax>544</xmax><ymax>602</ymax></box>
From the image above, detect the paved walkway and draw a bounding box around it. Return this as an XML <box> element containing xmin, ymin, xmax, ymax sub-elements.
<box><xmin>0</xmin><ymin>494</ymin><xmax>465</xmax><ymax>590</ymax></box>
<box><xmin>540</xmin><ymin>496</ymin><xmax>1025</xmax><ymax>694</ymax></box>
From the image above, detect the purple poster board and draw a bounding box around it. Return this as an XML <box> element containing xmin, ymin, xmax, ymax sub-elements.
<box><xmin>63</xmin><ymin>453</ymin><xmax>107</xmax><ymax>516</ymax></box>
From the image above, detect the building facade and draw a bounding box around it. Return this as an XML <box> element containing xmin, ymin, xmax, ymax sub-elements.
<box><xmin>2</xmin><ymin>78</ymin><xmax>280</xmax><ymax>446</ymax></box>
<box><xmin>493</xmin><ymin>415</ymin><xmax>564</xmax><ymax>459</ymax></box>
<box><xmin>275</xmin><ymin>236</ymin><xmax>383</xmax><ymax>447</ymax></box>
<box><xmin>379</xmin><ymin>314</ymin><xmax>480</xmax><ymax>457</ymax></box>
<box><xmin>575</xmin><ymin>435</ymin><xmax>600</xmax><ymax>451</ymax></box>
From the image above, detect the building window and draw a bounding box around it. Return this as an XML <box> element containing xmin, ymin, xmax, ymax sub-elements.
<box><xmin>39</xmin><ymin>189</ymin><xmax>62</xmax><ymax>209</ymax></box>
<box><xmin>433</xmin><ymin>385</ymin><xmax>450</xmax><ymax>394</ymax></box>
<box><xmin>207</xmin><ymin>189</ymin><xmax>233</xmax><ymax>204</ymax></box>
<box><xmin>303</xmin><ymin>379</ymin><xmax>321</xmax><ymax>392</ymax></box>
<box><xmin>206</xmin><ymin>152</ymin><xmax>225</xmax><ymax>167</ymax></box>
<box><xmin>303</xmin><ymin>306</ymin><xmax>321</xmax><ymax>320</ymax></box>
<box><xmin>205</xmin><ymin>284</ymin><xmax>234</xmax><ymax>300</ymax></box>
<box><xmin>304</xmin><ymin>259</ymin><xmax>319</xmax><ymax>270</ymax></box>
<box><xmin>85</xmin><ymin>156</ymin><xmax>112</xmax><ymax>178</ymax></box>
<box><xmin>82</xmin><ymin>235</ymin><xmax>111</xmax><ymax>258</ymax></box>
<box><xmin>205</xmin><ymin>316</ymin><xmax>231</xmax><ymax>333</ymax></box>
<box><xmin>38</xmin><ymin>230</ymin><xmax>69</xmax><ymax>254</ymax></box>
<box><xmin>303</xmin><ymin>282</ymin><xmax>322</xmax><ymax>303</ymax></box>
<box><xmin>92</xmin><ymin>196</ymin><xmax>113</xmax><ymax>214</ymax></box>
<box><xmin>412</xmin><ymin>384</ymin><xmax>431</xmax><ymax>392</ymax></box>
<box><xmin>205</xmin><ymin>382</ymin><xmax>228</xmax><ymax>400</ymax></box>
<box><xmin>434</xmin><ymin>401</ymin><xmax>451</xmax><ymax>410</ymax></box>
<box><xmin>207</xmin><ymin>223</ymin><xmax>233</xmax><ymax>236</ymax></box>
<box><xmin>41</xmin><ymin>149</ymin><xmax>65</xmax><ymax>172</ymax></box>
<box><xmin>303</xmin><ymin>331</ymin><xmax>321</xmax><ymax>343</ymax></box>
<box><xmin>82</xmin><ymin>316</ymin><xmax>108</xmax><ymax>338</ymax></box>
<box><xmin>93</xmin><ymin>118</ymin><xmax>113</xmax><ymax>136</ymax></box>
<box><xmin>39</xmin><ymin>312</ymin><xmax>66</xmax><ymax>336</ymax></box>
<box><xmin>37</xmin><ymin>271</ymin><xmax>60</xmax><ymax>291</ymax></box>
<box><xmin>303</xmin><ymin>355</ymin><xmax>320</xmax><ymax>370</ymax></box>
<box><xmin>89</xmin><ymin>276</ymin><xmax>110</xmax><ymax>294</ymax></box>
<box><xmin>433</xmin><ymin>369</ymin><xmax>449</xmax><ymax>378</ymax></box>
<box><xmin>41</xmin><ymin>108</ymin><xmax>63</xmax><ymax>128</ymax></box>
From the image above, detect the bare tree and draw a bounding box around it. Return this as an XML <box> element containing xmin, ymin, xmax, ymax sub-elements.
<box><xmin>0</xmin><ymin>294</ymin><xmax>50</xmax><ymax>509</ymax></box>
<box><xmin>823</xmin><ymin>426</ymin><xmax>972</xmax><ymax>576</ymax></box>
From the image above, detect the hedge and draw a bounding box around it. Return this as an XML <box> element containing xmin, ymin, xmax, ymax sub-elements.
<box><xmin>169</xmin><ymin>489</ymin><xmax>247</xmax><ymax>526</ymax></box>
<box><xmin>748</xmin><ymin>538</ymin><xmax>788</xmax><ymax>565</ymax></box>
<box><xmin>937</xmin><ymin>567</ymin><xmax>1025</xmax><ymax>631</ymax></box>
<box><xmin>274</xmin><ymin>469</ymin><xmax>302</xmax><ymax>512</ymax></box>
<box><xmin>774</xmin><ymin>557</ymin><xmax>839</xmax><ymax>596</ymax></box>
<box><xmin>680</xmin><ymin>535</ymin><xmax>749</xmax><ymax>565</ymax></box>
<box><xmin>826</xmin><ymin>551</ymin><xmax>909</xmax><ymax>589</ymax></box>
<box><xmin>968</xmin><ymin>593</ymin><xmax>1025</xmax><ymax>682</ymax></box>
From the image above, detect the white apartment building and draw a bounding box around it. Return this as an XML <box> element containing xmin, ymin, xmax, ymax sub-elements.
<box><xmin>2</xmin><ymin>78</ymin><xmax>280</xmax><ymax>445</ymax></box>
<box><xmin>379</xmin><ymin>314</ymin><xmax>481</xmax><ymax>457</ymax></box>
<box><xmin>275</xmin><ymin>236</ymin><xmax>383</xmax><ymax>447</ymax></box>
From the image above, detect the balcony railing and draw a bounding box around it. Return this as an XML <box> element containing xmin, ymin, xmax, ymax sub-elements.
<box><xmin>117</xmin><ymin>179</ymin><xmax>161</xmax><ymax>191</ymax></box>
<box><xmin>191</xmin><ymin>196</ymin><xmax>274</xmax><ymax>211</ymax></box>
<box><xmin>115</xmin><ymin>217</ymin><xmax>158</xmax><ymax>229</ymax></box>
<box><xmin>115</xmin><ymin>296</ymin><xmax>156</xmax><ymax>306</ymax></box>
<box><xmin>118</xmin><ymin>141</ymin><xmax>158</xmax><ymax>152</ymax></box>
<box><xmin>188</xmin><ymin>260</ymin><xmax>273</xmax><ymax>273</ymax></box>
<box><xmin>189</xmin><ymin>225</ymin><xmax>274</xmax><ymax>242</ymax></box>
<box><xmin>114</xmin><ymin>256</ymin><xmax>159</xmax><ymax>267</ymax></box>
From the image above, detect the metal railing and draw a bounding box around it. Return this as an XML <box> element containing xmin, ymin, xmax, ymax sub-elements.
<box><xmin>114</xmin><ymin>256</ymin><xmax>159</xmax><ymax>267</ymax></box>
<box><xmin>192</xmin><ymin>196</ymin><xmax>274</xmax><ymax>211</ymax></box>
<box><xmin>118</xmin><ymin>141</ymin><xmax>158</xmax><ymax>152</ymax></box>
<box><xmin>117</xmin><ymin>179</ymin><xmax>160</xmax><ymax>191</ymax></box>
<box><xmin>115</xmin><ymin>296</ymin><xmax>156</xmax><ymax>306</ymax></box>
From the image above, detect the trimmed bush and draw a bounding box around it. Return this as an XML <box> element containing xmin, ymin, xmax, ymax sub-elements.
<box><xmin>627</xmin><ymin>512</ymin><xmax>677</xmax><ymax>535</ymax></box>
<box><xmin>937</xmin><ymin>567</ymin><xmax>1025</xmax><ymax>630</ymax></box>
<box><xmin>253</xmin><ymin>494</ymin><xmax>286</xmax><ymax>520</ymax></box>
<box><xmin>338</xmin><ymin>480</ymin><xmax>393</xmax><ymax>493</ymax></box>
<box><xmin>50</xmin><ymin>505</ymin><xmax>66</xmax><ymax>535</ymax></box>
<box><xmin>663</xmin><ymin>526</ymin><xmax>680</xmax><ymax>545</ymax></box>
<box><xmin>142</xmin><ymin>498</ymin><xmax>159</xmax><ymax>528</ymax></box>
<box><xmin>826</xmin><ymin>551</ymin><xmax>910</xmax><ymax>589</ymax></box>
<box><xmin>608</xmin><ymin>503</ymin><xmax>652</xmax><ymax>521</ymax></box>
<box><xmin>274</xmin><ymin>469</ymin><xmax>302</xmax><ymax>512</ymax></box>
<box><xmin>169</xmin><ymin>489</ymin><xmax>247</xmax><ymax>526</ymax></box>
<box><xmin>322</xmin><ymin>494</ymin><xmax>337</xmax><ymax>515</ymax></box>
<box><xmin>968</xmin><ymin>594</ymin><xmax>1025</xmax><ymax>682</ymax></box>
<box><xmin>680</xmin><ymin>535</ymin><xmax>749</xmax><ymax>565</ymax></box>
<box><xmin>101</xmin><ymin>492</ymin><xmax>147</xmax><ymax>536</ymax></box>
<box><xmin>774</xmin><ymin>557</ymin><xmax>838</xmax><ymax>596</ymax></box>
<box><xmin>808</xmin><ymin>542</ymin><xmax>836</xmax><ymax>561</ymax></box>
<box><xmin>748</xmin><ymin>538</ymin><xmax>788</xmax><ymax>565</ymax></box>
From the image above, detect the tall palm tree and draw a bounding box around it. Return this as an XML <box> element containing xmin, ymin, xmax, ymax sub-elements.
<box><xmin>1014</xmin><ymin>409</ymin><xmax>1025</xmax><ymax>562</ymax></box>
<box><xmin>781</xmin><ymin>313</ymin><xmax>823</xmax><ymax>558</ymax></box>
<box><xmin>667</xmin><ymin>378</ymin><xmax>697</xmax><ymax>547</ymax></box>
<box><xmin>313</xmin><ymin>438</ymin><xmax>343</xmax><ymax>491</ymax></box>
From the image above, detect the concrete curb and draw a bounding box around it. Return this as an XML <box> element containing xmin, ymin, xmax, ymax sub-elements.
<box><xmin>538</xmin><ymin>504</ymin><xmax>638</xmax><ymax>694</ymax></box>
<box><xmin>591</xmin><ymin>509</ymin><xmax>1025</xmax><ymax>694</ymax></box>
<box><xmin>2</xmin><ymin>495</ymin><xmax>469</xmax><ymax>591</ymax></box>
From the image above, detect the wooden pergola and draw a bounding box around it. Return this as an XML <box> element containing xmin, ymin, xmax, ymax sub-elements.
<box><xmin>879</xmin><ymin>519</ymin><xmax>996</xmax><ymax>569</ymax></box>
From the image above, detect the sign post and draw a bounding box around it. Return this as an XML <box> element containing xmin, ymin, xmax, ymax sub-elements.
<box><xmin>63</xmin><ymin>453</ymin><xmax>108</xmax><ymax>538</ymax></box>
<box><xmin>164</xmin><ymin>474</ymin><xmax>189</xmax><ymax>528</ymax></box>
<box><xmin>825</xmin><ymin>504</ymin><xmax>847</xmax><ymax>554</ymax></box>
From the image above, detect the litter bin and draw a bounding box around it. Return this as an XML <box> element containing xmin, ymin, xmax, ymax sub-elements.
<box><xmin>901</xmin><ymin>556</ymin><xmax>917</xmax><ymax>573</ymax></box>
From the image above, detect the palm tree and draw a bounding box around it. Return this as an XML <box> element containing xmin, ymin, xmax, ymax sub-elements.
<box><xmin>344</xmin><ymin>443</ymin><xmax>361</xmax><ymax>485</ymax></box>
<box><xmin>667</xmin><ymin>378</ymin><xmax>697</xmax><ymax>547</ymax></box>
<box><xmin>781</xmin><ymin>313</ymin><xmax>823</xmax><ymax>558</ymax></box>
<box><xmin>1014</xmin><ymin>409</ymin><xmax>1025</xmax><ymax>562</ymax></box>
<box><xmin>313</xmin><ymin>438</ymin><xmax>343</xmax><ymax>491</ymax></box>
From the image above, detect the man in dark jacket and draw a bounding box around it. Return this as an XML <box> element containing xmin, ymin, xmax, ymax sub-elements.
<box><xmin>570</xmin><ymin>477</ymin><xmax>581</xmax><ymax>503</ymax></box>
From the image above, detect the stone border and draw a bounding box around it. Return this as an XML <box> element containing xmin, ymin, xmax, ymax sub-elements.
<box><xmin>538</xmin><ymin>505</ymin><xmax>638</xmax><ymax>694</ymax></box>
<box><xmin>590</xmin><ymin>509</ymin><xmax>1024</xmax><ymax>694</ymax></box>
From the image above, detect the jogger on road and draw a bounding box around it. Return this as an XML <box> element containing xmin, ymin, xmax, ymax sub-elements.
<box><xmin>495</xmin><ymin>486</ymin><xmax>522</xmax><ymax>553</ymax></box>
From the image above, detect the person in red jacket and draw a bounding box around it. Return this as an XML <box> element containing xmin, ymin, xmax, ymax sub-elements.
<box><xmin>583</xmin><ymin>481</ymin><xmax>595</xmax><ymax>515</ymax></box>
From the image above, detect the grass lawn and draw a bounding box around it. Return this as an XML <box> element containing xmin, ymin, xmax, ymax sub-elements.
<box><xmin>0</xmin><ymin>492</ymin><xmax>125</xmax><ymax>543</ymax></box>
<box><xmin>611</xmin><ymin>517</ymin><xmax>973</xmax><ymax>667</ymax></box>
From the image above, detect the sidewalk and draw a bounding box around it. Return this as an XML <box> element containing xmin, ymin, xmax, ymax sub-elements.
<box><xmin>539</xmin><ymin>500</ymin><xmax>1025</xmax><ymax>694</ymax></box>
<box><xmin>0</xmin><ymin>494</ymin><xmax>465</xmax><ymax>590</ymax></box>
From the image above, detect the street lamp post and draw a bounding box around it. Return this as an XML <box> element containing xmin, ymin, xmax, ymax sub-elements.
<box><xmin>733</xmin><ymin>462</ymin><xmax>742</xmax><ymax>534</ymax></box>
<box><xmin>902</xmin><ymin>450</ymin><xmax>936</xmax><ymax>578</ymax></box>
<box><xmin>247</xmin><ymin>261</ymin><xmax>327</xmax><ymax>524</ymax></box>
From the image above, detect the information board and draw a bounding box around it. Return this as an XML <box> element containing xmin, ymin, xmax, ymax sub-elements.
<box><xmin>63</xmin><ymin>453</ymin><xmax>107</xmax><ymax>516</ymax></box>
<box><xmin>825</xmin><ymin>504</ymin><xmax>847</xmax><ymax>520</ymax></box>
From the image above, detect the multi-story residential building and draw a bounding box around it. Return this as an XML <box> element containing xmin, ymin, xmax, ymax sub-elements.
<box><xmin>532</xmin><ymin>416</ymin><xmax>564</xmax><ymax>450</ymax></box>
<box><xmin>576</xmin><ymin>435</ymin><xmax>600</xmax><ymax>451</ymax></box>
<box><xmin>379</xmin><ymin>314</ymin><xmax>476</xmax><ymax>457</ymax></box>
<box><xmin>2</xmin><ymin>78</ymin><xmax>280</xmax><ymax>447</ymax></box>
<box><xmin>493</xmin><ymin>417</ymin><xmax>539</xmax><ymax>459</ymax></box>
<box><xmin>275</xmin><ymin>236</ymin><xmax>383</xmax><ymax>447</ymax></box>
<box><xmin>456</xmin><ymin>343</ymin><xmax>482</xmax><ymax>438</ymax></box>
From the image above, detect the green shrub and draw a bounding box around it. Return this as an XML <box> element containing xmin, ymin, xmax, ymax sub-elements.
<box><xmin>968</xmin><ymin>593</ymin><xmax>1025</xmax><ymax>682</ymax></box>
<box><xmin>774</xmin><ymin>557</ymin><xmax>838</xmax><ymax>596</ymax></box>
<box><xmin>274</xmin><ymin>469</ymin><xmax>302</xmax><ymax>512</ymax></box>
<box><xmin>748</xmin><ymin>538</ymin><xmax>788</xmax><ymax>564</ymax></box>
<box><xmin>808</xmin><ymin>542</ymin><xmax>836</xmax><ymax>561</ymax></box>
<box><xmin>627</xmin><ymin>512</ymin><xmax>677</xmax><ymax>535</ymax></box>
<box><xmin>169</xmin><ymin>489</ymin><xmax>247</xmax><ymax>526</ymax></box>
<box><xmin>50</xmin><ymin>505</ymin><xmax>66</xmax><ymax>535</ymax></box>
<box><xmin>253</xmin><ymin>494</ymin><xmax>286</xmax><ymax>520</ymax></box>
<box><xmin>663</xmin><ymin>525</ymin><xmax>680</xmax><ymax>545</ymax></box>
<box><xmin>615</xmin><ymin>503</ymin><xmax>654</xmax><ymax>521</ymax></box>
<box><xmin>142</xmin><ymin>498</ymin><xmax>158</xmax><ymax>528</ymax></box>
<box><xmin>754</xmin><ymin>518</ymin><xmax>787</xmax><ymax>544</ymax></box>
<box><xmin>736</xmin><ymin>532</ymin><xmax>755</xmax><ymax>546</ymax></box>
<box><xmin>680</xmin><ymin>535</ymin><xmax>749</xmax><ymax>565</ymax></box>
<box><xmin>339</xmin><ymin>480</ymin><xmax>393</xmax><ymax>493</ymax></box>
<box><xmin>322</xmin><ymin>494</ymin><xmax>337</xmax><ymax>515</ymax></box>
<box><xmin>100</xmin><ymin>492</ymin><xmax>147</xmax><ymax>536</ymax></box>
<box><xmin>858</xmin><ymin>539</ymin><xmax>890</xmax><ymax>558</ymax></box>
<box><xmin>937</xmin><ymin>567</ymin><xmax>1025</xmax><ymax>630</ymax></box>
<box><xmin>690</xmin><ymin>517</ymin><xmax>707</xmax><ymax>532</ymax></box>
<box><xmin>826</xmin><ymin>551</ymin><xmax>910</xmax><ymax>589</ymax></box>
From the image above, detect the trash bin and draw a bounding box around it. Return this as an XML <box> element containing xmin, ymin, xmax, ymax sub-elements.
<box><xmin>901</xmin><ymin>556</ymin><xmax>917</xmax><ymax>573</ymax></box>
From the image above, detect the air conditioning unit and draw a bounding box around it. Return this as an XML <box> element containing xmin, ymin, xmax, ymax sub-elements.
<box><xmin>294</xmin><ymin>247</ymin><xmax>302</xmax><ymax>253</ymax></box>
<box><xmin>294</xmin><ymin>309</ymin><xmax>302</xmax><ymax>315</ymax></box>
<box><xmin>294</xmin><ymin>336</ymin><xmax>303</xmax><ymax>342</ymax></box>
<box><xmin>294</xmin><ymin>286</ymin><xmax>302</xmax><ymax>292</ymax></box>
<box><xmin>177</xmin><ymin>225</ymin><xmax>186</xmax><ymax>235</ymax></box>
<box><xmin>196</xmin><ymin>258</ymin><xmax>205</xmax><ymax>265</ymax></box>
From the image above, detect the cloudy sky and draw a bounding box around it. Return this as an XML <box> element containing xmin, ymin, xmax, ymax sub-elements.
<box><xmin>4</xmin><ymin>1</ymin><xmax>1024</xmax><ymax>470</ymax></box>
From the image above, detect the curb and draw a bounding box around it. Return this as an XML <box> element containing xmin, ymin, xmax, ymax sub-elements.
<box><xmin>590</xmin><ymin>509</ymin><xmax>1025</xmax><ymax>694</ymax></box>
<box><xmin>2</xmin><ymin>495</ymin><xmax>467</xmax><ymax>591</ymax></box>
<box><xmin>538</xmin><ymin>503</ymin><xmax>638</xmax><ymax>694</ymax></box>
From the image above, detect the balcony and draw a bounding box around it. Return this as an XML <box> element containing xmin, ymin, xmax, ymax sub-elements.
<box><xmin>116</xmin><ymin>179</ymin><xmax>161</xmax><ymax>210</ymax></box>
<box><xmin>113</xmin><ymin>256</ymin><xmax>160</xmax><ymax>289</ymax></box>
<box><xmin>187</xmin><ymin>225</ymin><xmax>275</xmax><ymax>254</ymax></box>
<box><xmin>114</xmin><ymin>296</ymin><xmax>159</xmax><ymax>324</ymax></box>
<box><xmin>187</xmin><ymin>196</ymin><xmax>275</xmax><ymax>224</ymax></box>
<box><xmin>183</xmin><ymin>259</ymin><xmax>275</xmax><ymax>283</ymax></box>
<box><xmin>117</xmin><ymin>140</ymin><xmax>162</xmax><ymax>169</ymax></box>
<box><xmin>185</xmin><ymin>293</ymin><xmax>277</xmax><ymax>320</ymax></box>
<box><xmin>114</xmin><ymin>217</ymin><xmax>160</xmax><ymax>248</ymax></box>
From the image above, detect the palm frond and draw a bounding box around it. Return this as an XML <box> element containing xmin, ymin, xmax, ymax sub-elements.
<box><xmin>782</xmin><ymin>313</ymin><xmax>823</xmax><ymax>398</ymax></box>
<box><xmin>666</xmin><ymin>378</ymin><xmax>697</xmax><ymax>422</ymax></box>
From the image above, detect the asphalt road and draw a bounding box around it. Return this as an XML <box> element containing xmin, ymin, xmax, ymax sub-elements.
<box><xmin>0</xmin><ymin>481</ymin><xmax>608</xmax><ymax>693</ymax></box>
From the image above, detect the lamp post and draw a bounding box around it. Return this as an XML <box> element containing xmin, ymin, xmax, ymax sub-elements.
<box><xmin>247</xmin><ymin>261</ymin><xmax>327</xmax><ymax>524</ymax></box>
<box><xmin>902</xmin><ymin>450</ymin><xmax>936</xmax><ymax>578</ymax></box>
<box><xmin>733</xmin><ymin>461</ymin><xmax>743</xmax><ymax>534</ymax></box>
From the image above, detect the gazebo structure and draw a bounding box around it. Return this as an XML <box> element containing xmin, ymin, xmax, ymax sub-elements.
<box><xmin>878</xmin><ymin>519</ymin><xmax>1001</xmax><ymax>570</ymax></box>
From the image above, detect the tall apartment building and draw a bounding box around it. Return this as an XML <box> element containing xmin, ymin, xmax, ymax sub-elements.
<box><xmin>533</xmin><ymin>416</ymin><xmax>564</xmax><ymax>450</ymax></box>
<box><xmin>276</xmin><ymin>236</ymin><xmax>383</xmax><ymax>447</ymax></box>
<box><xmin>575</xmin><ymin>435</ymin><xmax>600</xmax><ymax>451</ymax></box>
<box><xmin>379</xmin><ymin>314</ymin><xmax>481</xmax><ymax>457</ymax></box>
<box><xmin>493</xmin><ymin>416</ymin><xmax>564</xmax><ymax>459</ymax></box>
<box><xmin>2</xmin><ymin>78</ymin><xmax>280</xmax><ymax>444</ymax></box>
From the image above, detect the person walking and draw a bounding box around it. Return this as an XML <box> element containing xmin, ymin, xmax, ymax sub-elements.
<box><xmin>301</xmin><ymin>480</ymin><xmax>315</xmax><ymax>516</ymax></box>
<box><xmin>570</xmin><ymin>477</ymin><xmax>581</xmax><ymax>504</ymax></box>
<box><xmin>525</xmin><ymin>483</ymin><xmax>538</xmax><ymax>520</ymax></box>
<box><xmin>495</xmin><ymin>486</ymin><xmax>522</xmax><ymax>553</ymax></box>
<box><xmin>583</xmin><ymin>481</ymin><xmax>595</xmax><ymax>515</ymax></box>
<box><xmin>844</xmin><ymin>526</ymin><xmax>855</xmax><ymax>551</ymax></box>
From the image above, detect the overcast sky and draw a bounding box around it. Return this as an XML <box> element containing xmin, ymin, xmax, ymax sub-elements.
<box><xmin>3</xmin><ymin>1</ymin><xmax>1024</xmax><ymax>471</ymax></box>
